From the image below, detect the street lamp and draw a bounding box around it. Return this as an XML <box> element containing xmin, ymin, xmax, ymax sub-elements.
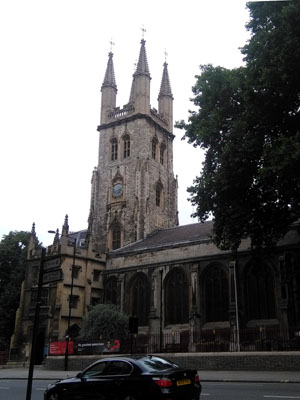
<box><xmin>48</xmin><ymin>230</ymin><xmax>77</xmax><ymax>371</ymax></box>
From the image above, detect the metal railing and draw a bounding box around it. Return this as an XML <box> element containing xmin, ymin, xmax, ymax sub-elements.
<box><xmin>46</xmin><ymin>327</ymin><xmax>300</xmax><ymax>356</ymax></box>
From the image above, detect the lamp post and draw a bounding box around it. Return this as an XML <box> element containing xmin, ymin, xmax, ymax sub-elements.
<box><xmin>48</xmin><ymin>230</ymin><xmax>77</xmax><ymax>371</ymax></box>
<box><xmin>159</xmin><ymin>268</ymin><xmax>163</xmax><ymax>353</ymax></box>
<box><xmin>230</xmin><ymin>260</ymin><xmax>240</xmax><ymax>352</ymax></box>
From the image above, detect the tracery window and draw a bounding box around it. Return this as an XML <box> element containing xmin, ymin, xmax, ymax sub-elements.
<box><xmin>111</xmin><ymin>223</ymin><xmax>121</xmax><ymax>250</ymax></box>
<box><xmin>105</xmin><ymin>276</ymin><xmax>118</xmax><ymax>305</ymax></box>
<box><xmin>160</xmin><ymin>143</ymin><xmax>166</xmax><ymax>165</ymax></box>
<box><xmin>152</xmin><ymin>137</ymin><xmax>158</xmax><ymax>160</ymax></box>
<box><xmin>165</xmin><ymin>268</ymin><xmax>189</xmax><ymax>325</ymax></box>
<box><xmin>130</xmin><ymin>273</ymin><xmax>150</xmax><ymax>326</ymax></box>
<box><xmin>111</xmin><ymin>138</ymin><xmax>118</xmax><ymax>161</ymax></box>
<box><xmin>155</xmin><ymin>182</ymin><xmax>163</xmax><ymax>207</ymax></box>
<box><xmin>245</xmin><ymin>262</ymin><xmax>276</xmax><ymax>321</ymax></box>
<box><xmin>123</xmin><ymin>135</ymin><xmax>130</xmax><ymax>158</ymax></box>
<box><xmin>205</xmin><ymin>265</ymin><xmax>229</xmax><ymax>322</ymax></box>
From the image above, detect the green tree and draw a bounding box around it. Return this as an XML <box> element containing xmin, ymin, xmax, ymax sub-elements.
<box><xmin>81</xmin><ymin>303</ymin><xmax>129</xmax><ymax>341</ymax></box>
<box><xmin>177</xmin><ymin>1</ymin><xmax>300</xmax><ymax>250</ymax></box>
<box><xmin>0</xmin><ymin>231</ymin><xmax>31</xmax><ymax>349</ymax></box>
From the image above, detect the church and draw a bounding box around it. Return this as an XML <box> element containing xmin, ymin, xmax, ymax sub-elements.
<box><xmin>10</xmin><ymin>38</ymin><xmax>300</xmax><ymax>362</ymax></box>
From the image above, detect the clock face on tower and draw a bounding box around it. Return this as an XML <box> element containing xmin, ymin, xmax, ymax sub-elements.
<box><xmin>112</xmin><ymin>183</ymin><xmax>123</xmax><ymax>198</ymax></box>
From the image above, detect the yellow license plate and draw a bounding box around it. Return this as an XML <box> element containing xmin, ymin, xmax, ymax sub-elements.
<box><xmin>176</xmin><ymin>379</ymin><xmax>191</xmax><ymax>386</ymax></box>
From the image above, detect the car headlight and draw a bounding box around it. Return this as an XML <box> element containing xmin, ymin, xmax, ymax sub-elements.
<box><xmin>46</xmin><ymin>382</ymin><xmax>57</xmax><ymax>390</ymax></box>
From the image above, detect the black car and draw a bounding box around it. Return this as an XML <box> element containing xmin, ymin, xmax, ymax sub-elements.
<box><xmin>44</xmin><ymin>355</ymin><xmax>201</xmax><ymax>400</ymax></box>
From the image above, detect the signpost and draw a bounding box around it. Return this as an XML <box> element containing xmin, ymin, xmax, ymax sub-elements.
<box><xmin>43</xmin><ymin>269</ymin><xmax>63</xmax><ymax>284</ymax></box>
<box><xmin>43</xmin><ymin>256</ymin><xmax>61</xmax><ymax>270</ymax></box>
<box><xmin>26</xmin><ymin>248</ymin><xmax>46</xmax><ymax>400</ymax></box>
<box><xmin>26</xmin><ymin>252</ymin><xmax>62</xmax><ymax>400</ymax></box>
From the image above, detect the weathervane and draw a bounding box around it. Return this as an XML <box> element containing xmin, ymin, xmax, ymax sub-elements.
<box><xmin>164</xmin><ymin>49</ymin><xmax>168</xmax><ymax>63</ymax></box>
<box><xmin>109</xmin><ymin>39</ymin><xmax>115</xmax><ymax>52</ymax></box>
<box><xmin>141</xmin><ymin>25</ymin><xmax>146</xmax><ymax>39</ymax></box>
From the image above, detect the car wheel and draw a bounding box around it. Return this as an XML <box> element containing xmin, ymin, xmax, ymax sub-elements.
<box><xmin>48</xmin><ymin>392</ymin><xmax>59</xmax><ymax>400</ymax></box>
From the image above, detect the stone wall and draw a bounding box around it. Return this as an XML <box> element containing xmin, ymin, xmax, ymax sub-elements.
<box><xmin>44</xmin><ymin>352</ymin><xmax>300</xmax><ymax>371</ymax></box>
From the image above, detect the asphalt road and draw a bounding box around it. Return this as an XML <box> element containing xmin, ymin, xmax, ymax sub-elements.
<box><xmin>0</xmin><ymin>379</ymin><xmax>48</xmax><ymax>400</ymax></box>
<box><xmin>1</xmin><ymin>380</ymin><xmax>300</xmax><ymax>400</ymax></box>
<box><xmin>202</xmin><ymin>381</ymin><xmax>300</xmax><ymax>399</ymax></box>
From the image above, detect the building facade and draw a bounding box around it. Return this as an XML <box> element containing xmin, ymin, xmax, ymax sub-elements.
<box><xmin>11</xmin><ymin>39</ymin><xmax>300</xmax><ymax>361</ymax></box>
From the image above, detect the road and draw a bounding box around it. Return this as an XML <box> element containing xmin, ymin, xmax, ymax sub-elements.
<box><xmin>0</xmin><ymin>379</ymin><xmax>48</xmax><ymax>400</ymax></box>
<box><xmin>1</xmin><ymin>380</ymin><xmax>300</xmax><ymax>400</ymax></box>
<box><xmin>202</xmin><ymin>381</ymin><xmax>300</xmax><ymax>399</ymax></box>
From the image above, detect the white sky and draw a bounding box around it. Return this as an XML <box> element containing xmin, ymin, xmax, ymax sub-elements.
<box><xmin>0</xmin><ymin>0</ymin><xmax>251</xmax><ymax>245</ymax></box>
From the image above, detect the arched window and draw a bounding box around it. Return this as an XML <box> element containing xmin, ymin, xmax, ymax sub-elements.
<box><xmin>160</xmin><ymin>143</ymin><xmax>166</xmax><ymax>165</ymax></box>
<box><xmin>111</xmin><ymin>223</ymin><xmax>121</xmax><ymax>250</ymax></box>
<box><xmin>111</xmin><ymin>138</ymin><xmax>118</xmax><ymax>161</ymax></box>
<box><xmin>245</xmin><ymin>261</ymin><xmax>276</xmax><ymax>321</ymax></box>
<box><xmin>129</xmin><ymin>273</ymin><xmax>150</xmax><ymax>326</ymax></box>
<box><xmin>204</xmin><ymin>265</ymin><xmax>229</xmax><ymax>322</ymax></box>
<box><xmin>152</xmin><ymin>137</ymin><xmax>158</xmax><ymax>160</ymax></box>
<box><xmin>155</xmin><ymin>182</ymin><xmax>163</xmax><ymax>207</ymax></box>
<box><xmin>165</xmin><ymin>268</ymin><xmax>189</xmax><ymax>325</ymax></box>
<box><xmin>123</xmin><ymin>135</ymin><xmax>130</xmax><ymax>158</ymax></box>
<box><xmin>105</xmin><ymin>276</ymin><xmax>118</xmax><ymax>305</ymax></box>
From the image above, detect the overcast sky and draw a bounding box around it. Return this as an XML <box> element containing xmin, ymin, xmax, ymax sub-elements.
<box><xmin>0</xmin><ymin>0</ymin><xmax>252</xmax><ymax>245</ymax></box>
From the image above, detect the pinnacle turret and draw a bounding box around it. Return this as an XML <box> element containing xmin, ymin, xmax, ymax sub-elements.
<box><xmin>158</xmin><ymin>61</ymin><xmax>173</xmax><ymax>132</ymax></box>
<box><xmin>100</xmin><ymin>52</ymin><xmax>118</xmax><ymax>123</ymax></box>
<box><xmin>129</xmin><ymin>39</ymin><xmax>151</xmax><ymax>114</ymax></box>
<box><xmin>135</xmin><ymin>39</ymin><xmax>151</xmax><ymax>77</ymax></box>
<box><xmin>62</xmin><ymin>214</ymin><xmax>69</xmax><ymax>236</ymax></box>
<box><xmin>101</xmin><ymin>52</ymin><xmax>117</xmax><ymax>90</ymax></box>
<box><xmin>158</xmin><ymin>62</ymin><xmax>173</xmax><ymax>99</ymax></box>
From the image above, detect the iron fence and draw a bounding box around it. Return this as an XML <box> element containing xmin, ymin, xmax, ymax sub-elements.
<box><xmin>47</xmin><ymin>327</ymin><xmax>300</xmax><ymax>356</ymax></box>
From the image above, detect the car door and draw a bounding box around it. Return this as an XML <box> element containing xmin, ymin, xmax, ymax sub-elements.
<box><xmin>64</xmin><ymin>360</ymin><xmax>133</xmax><ymax>400</ymax></box>
<box><xmin>63</xmin><ymin>361</ymin><xmax>110</xmax><ymax>400</ymax></box>
<box><xmin>91</xmin><ymin>360</ymin><xmax>134</xmax><ymax>400</ymax></box>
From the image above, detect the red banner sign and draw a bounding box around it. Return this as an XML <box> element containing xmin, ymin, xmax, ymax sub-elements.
<box><xmin>49</xmin><ymin>341</ymin><xmax>74</xmax><ymax>355</ymax></box>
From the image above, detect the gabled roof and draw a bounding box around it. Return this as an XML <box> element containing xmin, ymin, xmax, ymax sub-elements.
<box><xmin>110</xmin><ymin>221</ymin><xmax>214</xmax><ymax>256</ymax></box>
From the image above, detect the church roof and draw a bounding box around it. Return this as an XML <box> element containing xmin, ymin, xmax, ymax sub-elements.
<box><xmin>110</xmin><ymin>221</ymin><xmax>214</xmax><ymax>255</ymax></box>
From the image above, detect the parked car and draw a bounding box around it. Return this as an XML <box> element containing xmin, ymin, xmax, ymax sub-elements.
<box><xmin>44</xmin><ymin>354</ymin><xmax>201</xmax><ymax>400</ymax></box>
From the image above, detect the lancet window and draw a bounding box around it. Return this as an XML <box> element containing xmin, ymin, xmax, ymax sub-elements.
<box><xmin>111</xmin><ymin>138</ymin><xmax>118</xmax><ymax>161</ymax></box>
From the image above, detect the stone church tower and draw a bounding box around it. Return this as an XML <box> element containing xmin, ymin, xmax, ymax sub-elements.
<box><xmin>89</xmin><ymin>39</ymin><xmax>178</xmax><ymax>253</ymax></box>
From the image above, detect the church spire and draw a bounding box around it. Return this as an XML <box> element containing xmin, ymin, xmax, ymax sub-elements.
<box><xmin>100</xmin><ymin>51</ymin><xmax>117</xmax><ymax>124</ymax></box>
<box><xmin>101</xmin><ymin>52</ymin><xmax>117</xmax><ymax>90</ymax></box>
<box><xmin>135</xmin><ymin>39</ymin><xmax>150</xmax><ymax>77</ymax></box>
<box><xmin>158</xmin><ymin>61</ymin><xmax>173</xmax><ymax>132</ymax></box>
<box><xmin>158</xmin><ymin>62</ymin><xmax>173</xmax><ymax>98</ymax></box>
<box><xmin>129</xmin><ymin>39</ymin><xmax>151</xmax><ymax>114</ymax></box>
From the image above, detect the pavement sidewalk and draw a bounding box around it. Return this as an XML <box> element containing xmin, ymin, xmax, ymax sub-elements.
<box><xmin>0</xmin><ymin>366</ymin><xmax>300</xmax><ymax>383</ymax></box>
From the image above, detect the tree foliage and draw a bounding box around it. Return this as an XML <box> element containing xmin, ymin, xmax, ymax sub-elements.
<box><xmin>176</xmin><ymin>1</ymin><xmax>300</xmax><ymax>250</ymax></box>
<box><xmin>0</xmin><ymin>231</ymin><xmax>31</xmax><ymax>349</ymax></box>
<box><xmin>81</xmin><ymin>303</ymin><xmax>129</xmax><ymax>341</ymax></box>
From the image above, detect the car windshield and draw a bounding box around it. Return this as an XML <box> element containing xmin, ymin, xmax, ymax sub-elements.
<box><xmin>138</xmin><ymin>356</ymin><xmax>179</xmax><ymax>372</ymax></box>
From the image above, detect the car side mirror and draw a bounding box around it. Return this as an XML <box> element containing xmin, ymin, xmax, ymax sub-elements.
<box><xmin>76</xmin><ymin>372</ymin><xmax>83</xmax><ymax>379</ymax></box>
